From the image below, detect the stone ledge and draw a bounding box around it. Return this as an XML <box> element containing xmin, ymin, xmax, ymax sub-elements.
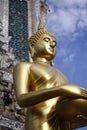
<box><xmin>0</xmin><ymin>116</ymin><xmax>24</xmax><ymax>130</ymax></box>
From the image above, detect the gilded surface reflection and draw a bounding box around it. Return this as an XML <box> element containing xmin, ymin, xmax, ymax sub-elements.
<box><xmin>14</xmin><ymin>21</ymin><xmax>87</xmax><ymax>130</ymax></box>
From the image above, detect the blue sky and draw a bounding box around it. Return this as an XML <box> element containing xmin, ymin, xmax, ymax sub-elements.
<box><xmin>47</xmin><ymin>0</ymin><xmax>87</xmax><ymax>130</ymax></box>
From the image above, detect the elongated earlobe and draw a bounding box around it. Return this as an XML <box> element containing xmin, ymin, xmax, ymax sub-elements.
<box><xmin>31</xmin><ymin>47</ymin><xmax>35</xmax><ymax>58</ymax></box>
<box><xmin>29</xmin><ymin>44</ymin><xmax>35</xmax><ymax>59</ymax></box>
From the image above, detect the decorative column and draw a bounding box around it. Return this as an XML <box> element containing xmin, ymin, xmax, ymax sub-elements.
<box><xmin>40</xmin><ymin>1</ymin><xmax>49</xmax><ymax>29</ymax></box>
<box><xmin>9</xmin><ymin>0</ymin><xmax>29</xmax><ymax>61</ymax></box>
<box><xmin>2</xmin><ymin>0</ymin><xmax>9</xmax><ymax>37</ymax></box>
<box><xmin>27</xmin><ymin>0</ymin><xmax>48</xmax><ymax>38</ymax></box>
<box><xmin>27</xmin><ymin>0</ymin><xmax>41</xmax><ymax>38</ymax></box>
<box><xmin>0</xmin><ymin>0</ymin><xmax>11</xmax><ymax>43</ymax></box>
<box><xmin>0</xmin><ymin>0</ymin><xmax>10</xmax><ymax>117</ymax></box>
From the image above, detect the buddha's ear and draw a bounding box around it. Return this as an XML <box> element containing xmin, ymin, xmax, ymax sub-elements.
<box><xmin>29</xmin><ymin>43</ymin><xmax>35</xmax><ymax>59</ymax></box>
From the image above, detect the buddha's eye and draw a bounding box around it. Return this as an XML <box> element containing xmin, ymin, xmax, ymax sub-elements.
<box><xmin>43</xmin><ymin>38</ymin><xmax>50</xmax><ymax>42</ymax></box>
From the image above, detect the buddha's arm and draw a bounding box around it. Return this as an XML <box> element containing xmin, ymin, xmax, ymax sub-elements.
<box><xmin>13</xmin><ymin>63</ymin><xmax>87</xmax><ymax>107</ymax></box>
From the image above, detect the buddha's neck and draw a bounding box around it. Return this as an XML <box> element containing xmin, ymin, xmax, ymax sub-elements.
<box><xmin>34</xmin><ymin>57</ymin><xmax>52</xmax><ymax>66</ymax></box>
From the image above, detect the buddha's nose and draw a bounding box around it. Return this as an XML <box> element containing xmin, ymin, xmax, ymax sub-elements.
<box><xmin>50</xmin><ymin>42</ymin><xmax>55</xmax><ymax>48</ymax></box>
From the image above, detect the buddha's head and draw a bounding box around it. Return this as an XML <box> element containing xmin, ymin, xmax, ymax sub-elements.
<box><xmin>29</xmin><ymin>21</ymin><xmax>57</xmax><ymax>61</ymax></box>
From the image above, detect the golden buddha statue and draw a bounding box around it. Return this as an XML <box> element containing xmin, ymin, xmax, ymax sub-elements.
<box><xmin>13</xmin><ymin>21</ymin><xmax>87</xmax><ymax>130</ymax></box>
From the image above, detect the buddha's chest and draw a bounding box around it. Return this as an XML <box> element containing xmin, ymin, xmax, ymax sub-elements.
<box><xmin>30</xmin><ymin>63</ymin><xmax>67</xmax><ymax>90</ymax></box>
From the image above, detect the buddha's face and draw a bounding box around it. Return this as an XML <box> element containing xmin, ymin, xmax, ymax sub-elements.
<box><xmin>33</xmin><ymin>34</ymin><xmax>56</xmax><ymax>60</ymax></box>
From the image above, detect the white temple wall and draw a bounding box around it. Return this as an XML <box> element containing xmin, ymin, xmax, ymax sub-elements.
<box><xmin>1</xmin><ymin>0</ymin><xmax>9</xmax><ymax>37</ymax></box>
<box><xmin>27</xmin><ymin>0</ymin><xmax>48</xmax><ymax>38</ymax></box>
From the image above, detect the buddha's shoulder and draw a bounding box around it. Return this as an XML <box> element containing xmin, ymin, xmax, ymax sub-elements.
<box><xmin>14</xmin><ymin>62</ymin><xmax>34</xmax><ymax>70</ymax></box>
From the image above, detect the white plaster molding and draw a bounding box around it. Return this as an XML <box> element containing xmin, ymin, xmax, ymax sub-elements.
<box><xmin>2</xmin><ymin>0</ymin><xmax>9</xmax><ymax>37</ymax></box>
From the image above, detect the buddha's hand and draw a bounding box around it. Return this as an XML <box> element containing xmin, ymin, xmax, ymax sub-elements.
<box><xmin>59</xmin><ymin>85</ymin><xmax>87</xmax><ymax>98</ymax></box>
